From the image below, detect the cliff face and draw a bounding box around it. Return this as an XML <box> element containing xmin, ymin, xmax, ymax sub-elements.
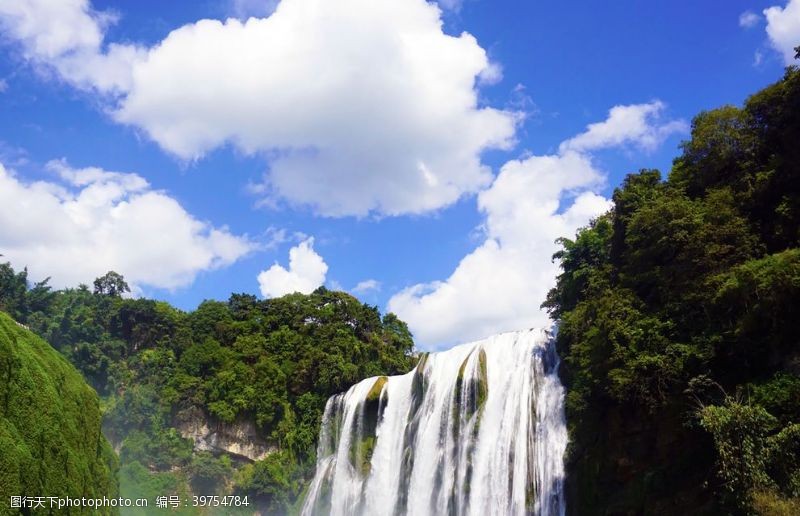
<box><xmin>175</xmin><ymin>407</ymin><xmax>275</xmax><ymax>461</ymax></box>
<box><xmin>0</xmin><ymin>312</ymin><xmax>119</xmax><ymax>513</ymax></box>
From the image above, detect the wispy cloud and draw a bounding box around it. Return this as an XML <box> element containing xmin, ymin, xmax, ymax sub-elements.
<box><xmin>352</xmin><ymin>279</ymin><xmax>381</xmax><ymax>294</ymax></box>
<box><xmin>739</xmin><ymin>10</ymin><xmax>761</xmax><ymax>29</ymax></box>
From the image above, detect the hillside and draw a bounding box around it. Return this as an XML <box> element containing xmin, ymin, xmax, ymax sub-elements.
<box><xmin>0</xmin><ymin>312</ymin><xmax>119</xmax><ymax>514</ymax></box>
<box><xmin>546</xmin><ymin>68</ymin><xmax>800</xmax><ymax>514</ymax></box>
<box><xmin>0</xmin><ymin>267</ymin><xmax>416</xmax><ymax>514</ymax></box>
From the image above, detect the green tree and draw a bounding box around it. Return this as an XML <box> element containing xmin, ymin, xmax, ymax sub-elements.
<box><xmin>0</xmin><ymin>261</ymin><xmax>28</xmax><ymax>320</ymax></box>
<box><xmin>93</xmin><ymin>271</ymin><xmax>130</xmax><ymax>297</ymax></box>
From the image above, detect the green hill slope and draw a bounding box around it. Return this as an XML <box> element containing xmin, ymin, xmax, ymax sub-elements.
<box><xmin>0</xmin><ymin>311</ymin><xmax>118</xmax><ymax>514</ymax></box>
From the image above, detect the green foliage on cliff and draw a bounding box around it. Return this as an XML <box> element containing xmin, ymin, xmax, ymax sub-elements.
<box><xmin>546</xmin><ymin>68</ymin><xmax>800</xmax><ymax>514</ymax></box>
<box><xmin>0</xmin><ymin>311</ymin><xmax>118</xmax><ymax>513</ymax></box>
<box><xmin>1</xmin><ymin>263</ymin><xmax>414</xmax><ymax>514</ymax></box>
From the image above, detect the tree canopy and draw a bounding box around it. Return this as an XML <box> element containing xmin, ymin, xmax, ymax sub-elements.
<box><xmin>546</xmin><ymin>68</ymin><xmax>800</xmax><ymax>514</ymax></box>
<box><xmin>0</xmin><ymin>264</ymin><xmax>415</xmax><ymax>514</ymax></box>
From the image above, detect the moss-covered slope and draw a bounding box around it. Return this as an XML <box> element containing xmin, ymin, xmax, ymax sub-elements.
<box><xmin>0</xmin><ymin>311</ymin><xmax>118</xmax><ymax>513</ymax></box>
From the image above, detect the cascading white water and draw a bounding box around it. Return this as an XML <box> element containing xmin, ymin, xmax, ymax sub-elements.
<box><xmin>302</xmin><ymin>329</ymin><xmax>567</xmax><ymax>516</ymax></box>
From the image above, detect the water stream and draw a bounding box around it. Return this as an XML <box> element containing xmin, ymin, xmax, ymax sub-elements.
<box><xmin>301</xmin><ymin>329</ymin><xmax>567</xmax><ymax>516</ymax></box>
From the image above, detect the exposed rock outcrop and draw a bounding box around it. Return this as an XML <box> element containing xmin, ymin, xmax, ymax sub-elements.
<box><xmin>175</xmin><ymin>407</ymin><xmax>274</xmax><ymax>462</ymax></box>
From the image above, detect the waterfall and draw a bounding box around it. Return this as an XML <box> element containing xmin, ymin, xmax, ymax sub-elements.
<box><xmin>301</xmin><ymin>329</ymin><xmax>567</xmax><ymax>516</ymax></box>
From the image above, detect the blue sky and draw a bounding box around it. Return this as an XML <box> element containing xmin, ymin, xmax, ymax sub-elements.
<box><xmin>0</xmin><ymin>0</ymin><xmax>798</xmax><ymax>349</ymax></box>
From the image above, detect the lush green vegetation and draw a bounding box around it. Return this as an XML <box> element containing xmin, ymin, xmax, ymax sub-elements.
<box><xmin>545</xmin><ymin>67</ymin><xmax>800</xmax><ymax>514</ymax></box>
<box><xmin>0</xmin><ymin>311</ymin><xmax>119</xmax><ymax>514</ymax></box>
<box><xmin>0</xmin><ymin>267</ymin><xmax>415</xmax><ymax>514</ymax></box>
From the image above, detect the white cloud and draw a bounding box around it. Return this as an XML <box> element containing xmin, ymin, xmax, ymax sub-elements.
<box><xmin>352</xmin><ymin>279</ymin><xmax>381</xmax><ymax>294</ymax></box>
<box><xmin>115</xmin><ymin>1</ymin><xmax>517</xmax><ymax>217</ymax></box>
<box><xmin>388</xmin><ymin>153</ymin><xmax>610</xmax><ymax>348</ymax></box>
<box><xmin>477</xmin><ymin>60</ymin><xmax>503</xmax><ymax>85</ymax></box>
<box><xmin>0</xmin><ymin>0</ymin><xmax>104</xmax><ymax>61</ymax></box>
<box><xmin>0</xmin><ymin>0</ymin><xmax>517</xmax><ymax>217</ymax></box>
<box><xmin>754</xmin><ymin>49</ymin><xmax>765</xmax><ymax>67</ymax></box>
<box><xmin>764</xmin><ymin>0</ymin><xmax>800</xmax><ymax>65</ymax></box>
<box><xmin>257</xmin><ymin>237</ymin><xmax>328</xmax><ymax>298</ymax></box>
<box><xmin>559</xmin><ymin>101</ymin><xmax>687</xmax><ymax>154</ymax></box>
<box><xmin>389</xmin><ymin>102</ymin><xmax>686</xmax><ymax>349</ymax></box>
<box><xmin>0</xmin><ymin>0</ymin><xmax>144</xmax><ymax>93</ymax></box>
<box><xmin>739</xmin><ymin>10</ymin><xmax>761</xmax><ymax>29</ymax></box>
<box><xmin>0</xmin><ymin>78</ymin><xmax>7</xmax><ymax>92</ymax></box>
<box><xmin>0</xmin><ymin>160</ymin><xmax>253</xmax><ymax>290</ymax></box>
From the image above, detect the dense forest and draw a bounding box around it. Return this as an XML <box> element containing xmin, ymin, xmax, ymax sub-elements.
<box><xmin>545</xmin><ymin>67</ymin><xmax>800</xmax><ymax>514</ymax></box>
<box><xmin>0</xmin><ymin>312</ymin><xmax>118</xmax><ymax>514</ymax></box>
<box><xmin>0</xmin><ymin>267</ymin><xmax>415</xmax><ymax>514</ymax></box>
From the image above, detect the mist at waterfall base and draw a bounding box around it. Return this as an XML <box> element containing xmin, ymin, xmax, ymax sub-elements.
<box><xmin>301</xmin><ymin>329</ymin><xmax>567</xmax><ymax>516</ymax></box>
